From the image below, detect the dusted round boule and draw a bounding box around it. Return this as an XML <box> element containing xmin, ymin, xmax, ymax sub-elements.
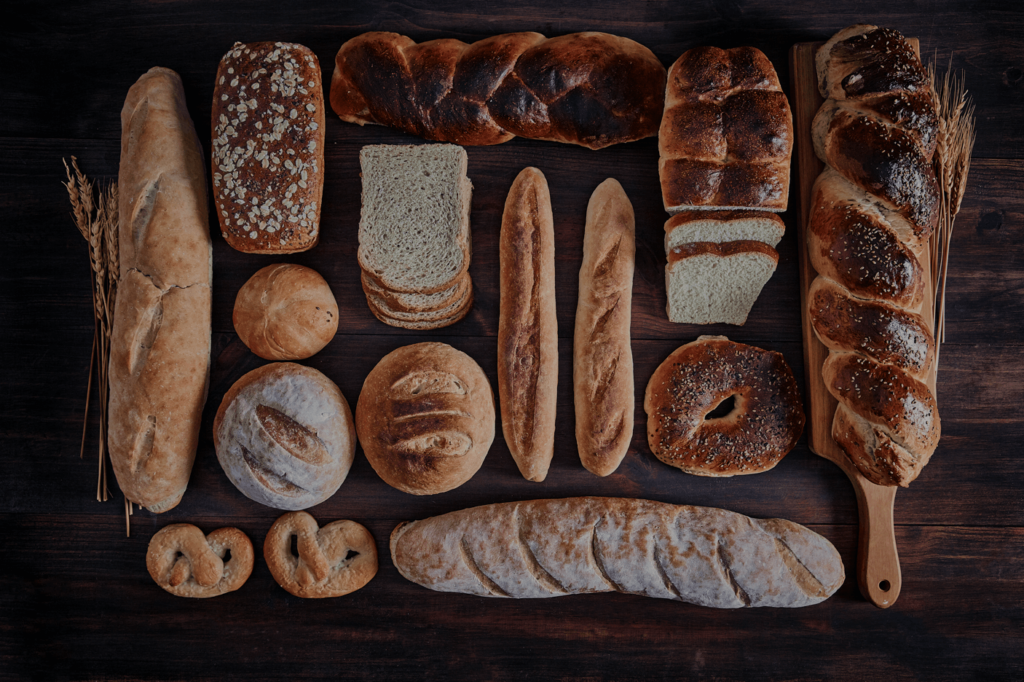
<box><xmin>356</xmin><ymin>342</ymin><xmax>495</xmax><ymax>495</ymax></box>
<box><xmin>214</xmin><ymin>363</ymin><xmax>356</xmax><ymax>510</ymax></box>
<box><xmin>233</xmin><ymin>264</ymin><xmax>338</xmax><ymax>361</ymax></box>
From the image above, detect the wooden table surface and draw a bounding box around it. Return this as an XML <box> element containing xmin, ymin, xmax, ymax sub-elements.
<box><xmin>2</xmin><ymin>1</ymin><xmax>1022</xmax><ymax>680</ymax></box>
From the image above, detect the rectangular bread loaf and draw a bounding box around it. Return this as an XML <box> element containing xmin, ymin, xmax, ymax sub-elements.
<box><xmin>108</xmin><ymin>67</ymin><xmax>212</xmax><ymax>513</ymax></box>
<box><xmin>212</xmin><ymin>41</ymin><xmax>325</xmax><ymax>253</ymax></box>
<box><xmin>390</xmin><ymin>497</ymin><xmax>845</xmax><ymax>608</ymax></box>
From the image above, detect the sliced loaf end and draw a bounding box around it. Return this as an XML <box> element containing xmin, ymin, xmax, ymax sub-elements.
<box><xmin>665</xmin><ymin>210</ymin><xmax>786</xmax><ymax>251</ymax></box>
<box><xmin>665</xmin><ymin>241</ymin><xmax>779</xmax><ymax>325</ymax></box>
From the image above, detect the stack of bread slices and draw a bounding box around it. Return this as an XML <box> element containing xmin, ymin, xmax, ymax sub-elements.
<box><xmin>358</xmin><ymin>144</ymin><xmax>474</xmax><ymax>329</ymax></box>
<box><xmin>658</xmin><ymin>46</ymin><xmax>793</xmax><ymax>325</ymax></box>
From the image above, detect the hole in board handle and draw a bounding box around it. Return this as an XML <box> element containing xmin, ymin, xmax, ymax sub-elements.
<box><xmin>878</xmin><ymin>580</ymin><xmax>891</xmax><ymax>592</ymax></box>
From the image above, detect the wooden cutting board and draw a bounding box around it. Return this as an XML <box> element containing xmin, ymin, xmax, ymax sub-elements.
<box><xmin>788</xmin><ymin>39</ymin><xmax>938</xmax><ymax>609</ymax></box>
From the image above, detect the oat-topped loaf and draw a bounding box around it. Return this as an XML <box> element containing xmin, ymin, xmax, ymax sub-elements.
<box><xmin>659</xmin><ymin>46</ymin><xmax>793</xmax><ymax>213</ymax></box>
<box><xmin>212</xmin><ymin>41</ymin><xmax>325</xmax><ymax>253</ymax></box>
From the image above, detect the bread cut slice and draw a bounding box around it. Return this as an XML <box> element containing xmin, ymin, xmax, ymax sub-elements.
<box><xmin>367</xmin><ymin>289</ymin><xmax>474</xmax><ymax>330</ymax></box>
<box><xmin>664</xmin><ymin>210</ymin><xmax>785</xmax><ymax>252</ymax></box>
<box><xmin>358</xmin><ymin>144</ymin><xmax>473</xmax><ymax>295</ymax></box>
<box><xmin>361</xmin><ymin>270</ymin><xmax>470</xmax><ymax>314</ymax></box>
<box><xmin>366</xmin><ymin>277</ymin><xmax>472</xmax><ymax>323</ymax></box>
<box><xmin>665</xmin><ymin>241</ymin><xmax>778</xmax><ymax>325</ymax></box>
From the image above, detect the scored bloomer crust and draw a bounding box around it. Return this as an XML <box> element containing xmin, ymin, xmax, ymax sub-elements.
<box><xmin>356</xmin><ymin>343</ymin><xmax>495</xmax><ymax>494</ymax></box>
<box><xmin>212</xmin><ymin>42</ymin><xmax>325</xmax><ymax>253</ymax></box>
<box><xmin>659</xmin><ymin>46</ymin><xmax>793</xmax><ymax>212</ymax></box>
<box><xmin>645</xmin><ymin>336</ymin><xmax>804</xmax><ymax>476</ymax></box>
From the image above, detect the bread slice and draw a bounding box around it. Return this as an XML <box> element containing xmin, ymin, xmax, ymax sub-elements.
<box><xmin>366</xmin><ymin>279</ymin><xmax>472</xmax><ymax>323</ymax></box>
<box><xmin>361</xmin><ymin>271</ymin><xmax>470</xmax><ymax>314</ymax></box>
<box><xmin>665</xmin><ymin>241</ymin><xmax>778</xmax><ymax>325</ymax></box>
<box><xmin>358</xmin><ymin>144</ymin><xmax>472</xmax><ymax>295</ymax></box>
<box><xmin>664</xmin><ymin>210</ymin><xmax>785</xmax><ymax>252</ymax></box>
<box><xmin>367</xmin><ymin>289</ymin><xmax>474</xmax><ymax>330</ymax></box>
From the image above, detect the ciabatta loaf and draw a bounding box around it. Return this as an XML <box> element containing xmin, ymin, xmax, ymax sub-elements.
<box><xmin>498</xmin><ymin>168</ymin><xmax>558</xmax><ymax>482</ymax></box>
<box><xmin>108</xmin><ymin>67</ymin><xmax>212</xmax><ymax>513</ymax></box>
<box><xmin>390</xmin><ymin>498</ymin><xmax>844</xmax><ymax>608</ymax></box>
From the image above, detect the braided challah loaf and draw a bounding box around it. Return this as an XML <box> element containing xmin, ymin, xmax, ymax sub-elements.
<box><xmin>330</xmin><ymin>32</ymin><xmax>666</xmax><ymax>150</ymax></box>
<box><xmin>807</xmin><ymin>25</ymin><xmax>941</xmax><ymax>487</ymax></box>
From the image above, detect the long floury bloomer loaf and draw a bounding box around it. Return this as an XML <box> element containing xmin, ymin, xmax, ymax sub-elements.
<box><xmin>390</xmin><ymin>498</ymin><xmax>845</xmax><ymax>608</ymax></box>
<box><xmin>807</xmin><ymin>25</ymin><xmax>941</xmax><ymax>487</ymax></box>
<box><xmin>108</xmin><ymin>68</ymin><xmax>212</xmax><ymax>512</ymax></box>
<box><xmin>330</xmin><ymin>32</ymin><xmax>666</xmax><ymax>150</ymax></box>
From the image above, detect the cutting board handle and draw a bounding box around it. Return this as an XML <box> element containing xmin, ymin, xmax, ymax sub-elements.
<box><xmin>853</xmin><ymin>479</ymin><xmax>902</xmax><ymax>608</ymax></box>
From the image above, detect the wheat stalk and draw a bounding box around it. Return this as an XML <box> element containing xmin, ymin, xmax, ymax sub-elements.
<box><xmin>65</xmin><ymin>157</ymin><xmax>120</xmax><ymax>504</ymax></box>
<box><xmin>928</xmin><ymin>58</ymin><xmax>976</xmax><ymax>369</ymax></box>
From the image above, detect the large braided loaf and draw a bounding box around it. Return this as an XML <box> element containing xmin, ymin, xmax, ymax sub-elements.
<box><xmin>330</xmin><ymin>31</ymin><xmax>666</xmax><ymax>150</ymax></box>
<box><xmin>807</xmin><ymin>25</ymin><xmax>941</xmax><ymax>487</ymax></box>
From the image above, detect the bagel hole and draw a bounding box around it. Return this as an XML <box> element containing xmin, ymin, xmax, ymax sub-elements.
<box><xmin>290</xmin><ymin>534</ymin><xmax>299</xmax><ymax>557</ymax></box>
<box><xmin>222</xmin><ymin>549</ymin><xmax>232</xmax><ymax>563</ymax></box>
<box><xmin>344</xmin><ymin>550</ymin><xmax>359</xmax><ymax>562</ymax></box>
<box><xmin>706</xmin><ymin>394</ymin><xmax>737</xmax><ymax>420</ymax></box>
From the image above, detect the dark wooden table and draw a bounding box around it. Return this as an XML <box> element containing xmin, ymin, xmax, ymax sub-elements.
<box><xmin>2</xmin><ymin>2</ymin><xmax>1022</xmax><ymax>679</ymax></box>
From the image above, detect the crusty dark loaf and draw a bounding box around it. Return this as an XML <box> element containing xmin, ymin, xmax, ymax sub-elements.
<box><xmin>390</xmin><ymin>497</ymin><xmax>845</xmax><ymax>608</ymax></box>
<box><xmin>330</xmin><ymin>32</ymin><xmax>666</xmax><ymax>150</ymax></box>
<box><xmin>498</xmin><ymin>168</ymin><xmax>558</xmax><ymax>482</ymax></box>
<box><xmin>108</xmin><ymin>68</ymin><xmax>212</xmax><ymax>513</ymax></box>
<box><xmin>573</xmin><ymin>179</ymin><xmax>635</xmax><ymax>477</ymax></box>
<box><xmin>659</xmin><ymin>46</ymin><xmax>793</xmax><ymax>212</ymax></box>
<box><xmin>807</xmin><ymin>25</ymin><xmax>941</xmax><ymax>487</ymax></box>
<box><xmin>212</xmin><ymin>41</ymin><xmax>325</xmax><ymax>254</ymax></box>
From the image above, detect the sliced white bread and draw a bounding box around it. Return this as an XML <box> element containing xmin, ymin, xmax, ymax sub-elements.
<box><xmin>358</xmin><ymin>144</ymin><xmax>473</xmax><ymax>295</ymax></box>
<box><xmin>665</xmin><ymin>241</ymin><xmax>779</xmax><ymax>325</ymax></box>
<box><xmin>664</xmin><ymin>210</ymin><xmax>785</xmax><ymax>252</ymax></box>
<box><xmin>361</xmin><ymin>271</ymin><xmax>470</xmax><ymax>314</ymax></box>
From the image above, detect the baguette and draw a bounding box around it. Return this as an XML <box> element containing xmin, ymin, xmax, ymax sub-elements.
<box><xmin>107</xmin><ymin>67</ymin><xmax>212</xmax><ymax>513</ymax></box>
<box><xmin>573</xmin><ymin>179</ymin><xmax>635</xmax><ymax>476</ymax></box>
<box><xmin>390</xmin><ymin>497</ymin><xmax>845</xmax><ymax>608</ymax></box>
<box><xmin>498</xmin><ymin>168</ymin><xmax>558</xmax><ymax>482</ymax></box>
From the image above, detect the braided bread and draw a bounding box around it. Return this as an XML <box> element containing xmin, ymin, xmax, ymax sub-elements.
<box><xmin>330</xmin><ymin>32</ymin><xmax>666</xmax><ymax>150</ymax></box>
<box><xmin>807</xmin><ymin>25</ymin><xmax>941</xmax><ymax>487</ymax></box>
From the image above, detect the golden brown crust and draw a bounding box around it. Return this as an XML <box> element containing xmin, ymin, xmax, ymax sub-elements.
<box><xmin>330</xmin><ymin>31</ymin><xmax>665</xmax><ymax>150</ymax></box>
<box><xmin>659</xmin><ymin>46</ymin><xmax>793</xmax><ymax>212</ymax></box>
<box><xmin>212</xmin><ymin>42</ymin><xmax>325</xmax><ymax>254</ymax></box>
<box><xmin>355</xmin><ymin>343</ymin><xmax>495</xmax><ymax>494</ymax></box>
<box><xmin>147</xmin><ymin>524</ymin><xmax>253</xmax><ymax>598</ymax></box>
<box><xmin>573</xmin><ymin>179</ymin><xmax>636</xmax><ymax>477</ymax></box>
<box><xmin>498</xmin><ymin>168</ymin><xmax>558</xmax><ymax>482</ymax></box>
<box><xmin>232</xmin><ymin>264</ymin><xmax>338</xmax><ymax>361</ymax></box>
<box><xmin>644</xmin><ymin>336</ymin><xmax>804</xmax><ymax>477</ymax></box>
<box><xmin>264</xmin><ymin>511</ymin><xmax>377</xmax><ymax>598</ymax></box>
<box><xmin>109</xmin><ymin>67</ymin><xmax>212</xmax><ymax>513</ymax></box>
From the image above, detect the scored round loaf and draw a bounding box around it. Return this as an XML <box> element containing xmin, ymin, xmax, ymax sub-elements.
<box><xmin>356</xmin><ymin>342</ymin><xmax>495</xmax><ymax>495</ymax></box>
<box><xmin>233</xmin><ymin>264</ymin><xmax>338</xmax><ymax>361</ymax></box>
<box><xmin>645</xmin><ymin>336</ymin><xmax>805</xmax><ymax>476</ymax></box>
<box><xmin>214</xmin><ymin>363</ymin><xmax>356</xmax><ymax>510</ymax></box>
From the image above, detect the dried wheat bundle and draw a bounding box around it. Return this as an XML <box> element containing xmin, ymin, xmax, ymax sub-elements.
<box><xmin>928</xmin><ymin>58</ymin><xmax>976</xmax><ymax>369</ymax></box>
<box><xmin>64</xmin><ymin>157</ymin><xmax>119</xmax><ymax>503</ymax></box>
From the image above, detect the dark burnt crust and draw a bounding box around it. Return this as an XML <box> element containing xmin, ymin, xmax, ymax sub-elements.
<box><xmin>661</xmin><ymin>158</ymin><xmax>787</xmax><ymax>210</ymax></box>
<box><xmin>645</xmin><ymin>338</ymin><xmax>805</xmax><ymax>476</ymax></box>
<box><xmin>808</xmin><ymin>278</ymin><xmax>934</xmax><ymax>377</ymax></box>
<box><xmin>858</xmin><ymin>90</ymin><xmax>939</xmax><ymax>157</ymax></box>
<box><xmin>830</xmin><ymin>27</ymin><xmax>929</xmax><ymax>100</ymax></box>
<box><xmin>331</xmin><ymin>31</ymin><xmax>665</xmax><ymax>149</ymax></box>
<box><xmin>825</xmin><ymin>111</ymin><xmax>939</xmax><ymax>239</ymax></box>
<box><xmin>808</xmin><ymin>190</ymin><xmax>924</xmax><ymax>308</ymax></box>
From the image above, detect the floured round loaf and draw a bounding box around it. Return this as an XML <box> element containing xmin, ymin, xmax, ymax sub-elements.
<box><xmin>214</xmin><ymin>363</ymin><xmax>356</xmax><ymax>510</ymax></box>
<box><xmin>356</xmin><ymin>342</ymin><xmax>494</xmax><ymax>495</ymax></box>
<box><xmin>233</xmin><ymin>264</ymin><xmax>338</xmax><ymax>360</ymax></box>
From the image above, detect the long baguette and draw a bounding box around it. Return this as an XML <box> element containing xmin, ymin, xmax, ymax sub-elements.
<box><xmin>497</xmin><ymin>168</ymin><xmax>558</xmax><ymax>482</ymax></box>
<box><xmin>107</xmin><ymin>67</ymin><xmax>212</xmax><ymax>512</ymax></box>
<box><xmin>390</xmin><ymin>497</ymin><xmax>845</xmax><ymax>608</ymax></box>
<box><xmin>573</xmin><ymin>179</ymin><xmax>635</xmax><ymax>476</ymax></box>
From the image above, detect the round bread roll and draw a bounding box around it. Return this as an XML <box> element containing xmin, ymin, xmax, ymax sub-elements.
<box><xmin>233</xmin><ymin>264</ymin><xmax>338</xmax><ymax>360</ymax></box>
<box><xmin>356</xmin><ymin>342</ymin><xmax>495</xmax><ymax>495</ymax></box>
<box><xmin>644</xmin><ymin>335</ymin><xmax>805</xmax><ymax>477</ymax></box>
<box><xmin>214</xmin><ymin>363</ymin><xmax>356</xmax><ymax>510</ymax></box>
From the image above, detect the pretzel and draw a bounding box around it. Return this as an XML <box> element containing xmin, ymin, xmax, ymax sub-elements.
<box><xmin>146</xmin><ymin>524</ymin><xmax>254</xmax><ymax>598</ymax></box>
<box><xmin>264</xmin><ymin>511</ymin><xmax>377</xmax><ymax>598</ymax></box>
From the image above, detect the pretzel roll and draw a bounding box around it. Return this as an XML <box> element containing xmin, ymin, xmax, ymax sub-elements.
<box><xmin>356</xmin><ymin>342</ymin><xmax>495</xmax><ymax>495</ymax></box>
<box><xmin>264</xmin><ymin>511</ymin><xmax>377</xmax><ymax>598</ymax></box>
<box><xmin>214</xmin><ymin>363</ymin><xmax>356</xmax><ymax>510</ymax></box>
<box><xmin>146</xmin><ymin>524</ymin><xmax>253</xmax><ymax>598</ymax></box>
<box><xmin>644</xmin><ymin>336</ymin><xmax>804</xmax><ymax>477</ymax></box>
